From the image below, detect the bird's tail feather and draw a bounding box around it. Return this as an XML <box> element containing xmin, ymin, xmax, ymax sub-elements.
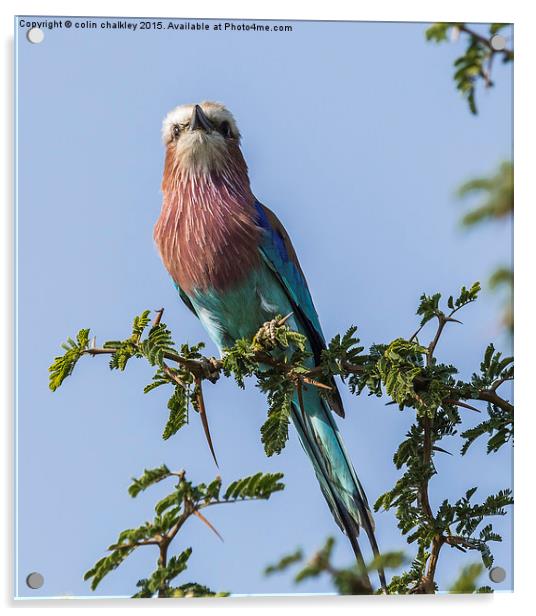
<box><xmin>290</xmin><ymin>386</ymin><xmax>387</xmax><ymax>592</ymax></box>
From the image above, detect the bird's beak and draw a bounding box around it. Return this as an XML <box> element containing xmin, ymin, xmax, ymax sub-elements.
<box><xmin>189</xmin><ymin>105</ymin><xmax>214</xmax><ymax>133</ymax></box>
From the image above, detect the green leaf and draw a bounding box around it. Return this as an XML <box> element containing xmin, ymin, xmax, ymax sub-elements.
<box><xmin>108</xmin><ymin>339</ymin><xmax>139</xmax><ymax>371</ymax></box>
<box><xmin>321</xmin><ymin>326</ymin><xmax>364</xmax><ymax>375</ymax></box>
<box><xmin>264</xmin><ymin>548</ymin><xmax>303</xmax><ymax>575</ymax></box>
<box><xmin>416</xmin><ymin>292</ymin><xmax>442</xmax><ymax>326</ymax></box>
<box><xmin>295</xmin><ymin>537</ymin><xmax>335</xmax><ymax>582</ymax></box>
<box><xmin>449</xmin><ymin>563</ymin><xmax>484</xmax><ymax>593</ymax></box>
<box><xmin>143</xmin><ymin>375</ymin><xmax>170</xmax><ymax>394</ymax></box>
<box><xmin>155</xmin><ymin>491</ymin><xmax>179</xmax><ymax>516</ymax></box>
<box><xmin>165</xmin><ymin>548</ymin><xmax>193</xmax><ymax>582</ymax></box>
<box><xmin>164</xmin><ymin>583</ymin><xmax>230</xmax><ymax>598</ymax></box>
<box><xmin>128</xmin><ymin>465</ymin><xmax>172</xmax><ymax>497</ymax></box>
<box><xmin>162</xmin><ymin>386</ymin><xmax>188</xmax><ymax>440</ymax></box>
<box><xmin>260</xmin><ymin>402</ymin><xmax>291</xmax><ymax>456</ymax></box>
<box><xmin>132</xmin><ymin>548</ymin><xmax>193</xmax><ymax>597</ymax></box>
<box><xmin>490</xmin><ymin>23</ymin><xmax>508</xmax><ymax>35</ymax></box>
<box><xmin>140</xmin><ymin>323</ymin><xmax>176</xmax><ymax>367</ymax></box>
<box><xmin>84</xmin><ymin>546</ymin><xmax>134</xmax><ymax>590</ymax></box>
<box><xmin>131</xmin><ymin>310</ymin><xmax>151</xmax><ymax>340</ymax></box>
<box><xmin>49</xmin><ymin>328</ymin><xmax>91</xmax><ymax>391</ymax></box>
<box><xmin>204</xmin><ymin>476</ymin><xmax>222</xmax><ymax>501</ymax></box>
<box><xmin>223</xmin><ymin>472</ymin><xmax>285</xmax><ymax>501</ymax></box>
<box><xmin>425</xmin><ymin>23</ymin><xmax>452</xmax><ymax>42</ymax></box>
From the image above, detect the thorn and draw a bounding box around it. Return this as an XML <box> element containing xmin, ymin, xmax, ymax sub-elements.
<box><xmin>194</xmin><ymin>510</ymin><xmax>224</xmax><ymax>542</ymax></box>
<box><xmin>302</xmin><ymin>376</ymin><xmax>332</xmax><ymax>391</ymax></box>
<box><xmin>278</xmin><ymin>312</ymin><xmax>294</xmax><ymax>326</ymax></box>
<box><xmin>162</xmin><ymin>364</ymin><xmax>187</xmax><ymax>389</ymax></box>
<box><xmin>444</xmin><ymin>399</ymin><xmax>481</xmax><ymax>412</ymax></box>
<box><xmin>90</xmin><ymin>336</ymin><xmax>96</xmax><ymax>349</ymax></box>
<box><xmin>195</xmin><ymin>377</ymin><xmax>219</xmax><ymax>468</ymax></box>
<box><xmin>446</xmin><ymin>317</ymin><xmax>463</xmax><ymax>324</ymax></box>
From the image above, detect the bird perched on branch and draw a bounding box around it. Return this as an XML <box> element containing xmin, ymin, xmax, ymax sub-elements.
<box><xmin>154</xmin><ymin>101</ymin><xmax>385</xmax><ymax>591</ymax></box>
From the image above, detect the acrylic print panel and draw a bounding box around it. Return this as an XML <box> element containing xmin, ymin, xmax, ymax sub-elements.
<box><xmin>15</xmin><ymin>16</ymin><xmax>513</xmax><ymax>599</ymax></box>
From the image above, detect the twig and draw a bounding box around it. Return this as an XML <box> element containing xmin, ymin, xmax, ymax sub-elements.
<box><xmin>491</xmin><ymin>376</ymin><xmax>514</xmax><ymax>392</ymax></box>
<box><xmin>444</xmin><ymin>536</ymin><xmax>478</xmax><ymax>549</ymax></box>
<box><xmin>477</xmin><ymin>389</ymin><xmax>514</xmax><ymax>416</ymax></box>
<box><xmin>416</xmin><ymin>317</ymin><xmax>443</xmax><ymax>592</ymax></box>
<box><xmin>427</xmin><ymin>314</ymin><xmax>449</xmax><ymax>359</ymax></box>
<box><xmin>413</xmin><ymin>536</ymin><xmax>444</xmax><ymax>594</ymax></box>
<box><xmin>458</xmin><ymin>24</ymin><xmax>514</xmax><ymax>60</ymax></box>
<box><xmin>110</xmin><ymin>539</ymin><xmax>160</xmax><ymax>549</ymax></box>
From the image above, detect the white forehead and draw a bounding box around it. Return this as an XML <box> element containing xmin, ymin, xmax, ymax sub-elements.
<box><xmin>162</xmin><ymin>101</ymin><xmax>240</xmax><ymax>142</ymax></box>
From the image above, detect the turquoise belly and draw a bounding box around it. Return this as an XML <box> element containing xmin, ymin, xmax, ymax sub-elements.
<box><xmin>189</xmin><ymin>263</ymin><xmax>297</xmax><ymax>353</ymax></box>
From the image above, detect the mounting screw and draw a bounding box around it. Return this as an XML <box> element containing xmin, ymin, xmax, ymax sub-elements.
<box><xmin>26</xmin><ymin>572</ymin><xmax>44</xmax><ymax>589</ymax></box>
<box><xmin>27</xmin><ymin>27</ymin><xmax>45</xmax><ymax>44</ymax></box>
<box><xmin>489</xmin><ymin>566</ymin><xmax>506</xmax><ymax>584</ymax></box>
<box><xmin>490</xmin><ymin>35</ymin><xmax>507</xmax><ymax>51</ymax></box>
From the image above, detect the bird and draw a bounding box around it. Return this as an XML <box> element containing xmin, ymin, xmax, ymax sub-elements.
<box><xmin>154</xmin><ymin>101</ymin><xmax>385</xmax><ymax>591</ymax></box>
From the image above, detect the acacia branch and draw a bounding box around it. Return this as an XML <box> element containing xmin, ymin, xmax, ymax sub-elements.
<box><xmin>418</xmin><ymin>317</ymin><xmax>442</xmax><ymax>537</ymax></box>
<box><xmin>110</xmin><ymin>539</ymin><xmax>160</xmax><ymax>549</ymax></box>
<box><xmin>84</xmin><ymin>345</ymin><xmax>209</xmax><ymax>377</ymax></box>
<box><xmin>458</xmin><ymin>24</ymin><xmax>514</xmax><ymax>60</ymax></box>
<box><xmin>84</xmin><ymin>334</ymin><xmax>513</xmax><ymax>417</ymax></box>
<box><xmin>54</xmin><ymin>297</ymin><xmax>513</xmax><ymax>595</ymax></box>
<box><xmin>412</xmin><ymin>536</ymin><xmax>444</xmax><ymax>594</ymax></box>
<box><xmin>444</xmin><ymin>535</ymin><xmax>478</xmax><ymax>549</ymax></box>
<box><xmin>477</xmin><ymin>388</ymin><xmax>514</xmax><ymax>415</ymax></box>
<box><xmin>415</xmin><ymin>314</ymin><xmax>450</xmax><ymax>592</ymax></box>
<box><xmin>325</xmin><ymin>361</ymin><xmax>513</xmax><ymax>416</ymax></box>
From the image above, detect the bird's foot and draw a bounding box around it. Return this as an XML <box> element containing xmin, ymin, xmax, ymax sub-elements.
<box><xmin>254</xmin><ymin>313</ymin><xmax>294</xmax><ymax>349</ymax></box>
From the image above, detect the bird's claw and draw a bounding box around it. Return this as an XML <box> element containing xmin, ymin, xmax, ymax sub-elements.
<box><xmin>258</xmin><ymin>318</ymin><xmax>278</xmax><ymax>345</ymax></box>
<box><xmin>256</xmin><ymin>313</ymin><xmax>293</xmax><ymax>348</ymax></box>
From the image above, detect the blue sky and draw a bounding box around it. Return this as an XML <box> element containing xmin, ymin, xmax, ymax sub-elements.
<box><xmin>15</xmin><ymin>17</ymin><xmax>513</xmax><ymax>598</ymax></box>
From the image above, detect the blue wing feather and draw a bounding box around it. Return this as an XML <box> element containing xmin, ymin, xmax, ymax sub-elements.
<box><xmin>253</xmin><ymin>202</ymin><xmax>385</xmax><ymax>585</ymax></box>
<box><xmin>254</xmin><ymin>200</ymin><xmax>326</xmax><ymax>352</ymax></box>
<box><xmin>254</xmin><ymin>200</ymin><xmax>345</xmax><ymax>417</ymax></box>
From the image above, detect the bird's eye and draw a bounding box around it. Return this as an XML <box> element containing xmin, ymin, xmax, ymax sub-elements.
<box><xmin>172</xmin><ymin>125</ymin><xmax>181</xmax><ymax>138</ymax></box>
<box><xmin>219</xmin><ymin>121</ymin><xmax>232</xmax><ymax>138</ymax></box>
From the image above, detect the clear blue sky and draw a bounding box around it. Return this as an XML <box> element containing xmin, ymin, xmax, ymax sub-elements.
<box><xmin>15</xmin><ymin>17</ymin><xmax>513</xmax><ymax>598</ymax></box>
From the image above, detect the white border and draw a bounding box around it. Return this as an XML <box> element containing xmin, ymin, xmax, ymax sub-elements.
<box><xmin>2</xmin><ymin>1</ymin><xmax>534</xmax><ymax>614</ymax></box>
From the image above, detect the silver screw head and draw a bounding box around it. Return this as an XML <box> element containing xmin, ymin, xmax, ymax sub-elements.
<box><xmin>489</xmin><ymin>566</ymin><xmax>506</xmax><ymax>583</ymax></box>
<box><xmin>490</xmin><ymin>34</ymin><xmax>507</xmax><ymax>51</ymax></box>
<box><xmin>26</xmin><ymin>572</ymin><xmax>44</xmax><ymax>589</ymax></box>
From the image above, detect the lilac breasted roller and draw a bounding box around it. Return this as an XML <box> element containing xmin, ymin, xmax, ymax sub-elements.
<box><xmin>154</xmin><ymin>101</ymin><xmax>385</xmax><ymax>590</ymax></box>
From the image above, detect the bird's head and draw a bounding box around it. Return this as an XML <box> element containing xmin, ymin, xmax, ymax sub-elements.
<box><xmin>162</xmin><ymin>101</ymin><xmax>243</xmax><ymax>177</ymax></box>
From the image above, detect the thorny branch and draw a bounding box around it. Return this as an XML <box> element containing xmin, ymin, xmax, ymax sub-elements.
<box><xmin>51</xmin><ymin>283</ymin><xmax>513</xmax><ymax>595</ymax></box>
<box><xmin>83</xmin><ymin>333</ymin><xmax>513</xmax><ymax>418</ymax></box>
<box><xmin>83</xmin><ymin>468</ymin><xmax>285</xmax><ymax>597</ymax></box>
<box><xmin>458</xmin><ymin>24</ymin><xmax>514</xmax><ymax>61</ymax></box>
